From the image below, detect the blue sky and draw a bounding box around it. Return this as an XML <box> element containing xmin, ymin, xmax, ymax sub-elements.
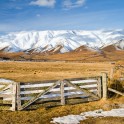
<box><xmin>0</xmin><ymin>0</ymin><xmax>124</xmax><ymax>34</ymax></box>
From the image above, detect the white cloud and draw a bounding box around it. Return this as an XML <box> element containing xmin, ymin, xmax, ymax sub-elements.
<box><xmin>63</xmin><ymin>0</ymin><xmax>86</xmax><ymax>9</ymax></box>
<box><xmin>30</xmin><ymin>0</ymin><xmax>56</xmax><ymax>7</ymax></box>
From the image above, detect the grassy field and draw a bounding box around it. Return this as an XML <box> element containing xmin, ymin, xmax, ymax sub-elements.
<box><xmin>0</xmin><ymin>61</ymin><xmax>114</xmax><ymax>82</ymax></box>
<box><xmin>0</xmin><ymin>61</ymin><xmax>123</xmax><ymax>124</ymax></box>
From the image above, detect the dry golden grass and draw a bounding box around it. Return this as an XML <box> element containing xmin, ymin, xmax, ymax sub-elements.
<box><xmin>0</xmin><ymin>61</ymin><xmax>114</xmax><ymax>82</ymax></box>
<box><xmin>112</xmin><ymin>61</ymin><xmax>124</xmax><ymax>79</ymax></box>
<box><xmin>0</xmin><ymin>61</ymin><xmax>123</xmax><ymax>124</ymax></box>
<box><xmin>0</xmin><ymin>97</ymin><xmax>123</xmax><ymax>124</ymax></box>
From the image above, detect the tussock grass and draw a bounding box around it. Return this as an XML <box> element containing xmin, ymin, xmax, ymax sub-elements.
<box><xmin>0</xmin><ymin>98</ymin><xmax>123</xmax><ymax>124</ymax></box>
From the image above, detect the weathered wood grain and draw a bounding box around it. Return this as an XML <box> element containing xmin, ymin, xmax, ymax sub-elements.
<box><xmin>60</xmin><ymin>81</ymin><xmax>65</xmax><ymax>105</ymax></box>
<box><xmin>102</xmin><ymin>73</ymin><xmax>108</xmax><ymax>99</ymax></box>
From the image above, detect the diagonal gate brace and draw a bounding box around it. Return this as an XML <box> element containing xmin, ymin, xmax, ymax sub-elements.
<box><xmin>18</xmin><ymin>80</ymin><xmax>61</xmax><ymax>110</ymax></box>
<box><xmin>64</xmin><ymin>80</ymin><xmax>99</xmax><ymax>100</ymax></box>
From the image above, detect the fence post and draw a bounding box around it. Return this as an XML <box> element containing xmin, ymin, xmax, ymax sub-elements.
<box><xmin>97</xmin><ymin>77</ymin><xmax>102</xmax><ymax>98</ymax></box>
<box><xmin>60</xmin><ymin>80</ymin><xmax>65</xmax><ymax>105</ymax></box>
<box><xmin>16</xmin><ymin>82</ymin><xmax>21</xmax><ymax>111</ymax></box>
<box><xmin>102</xmin><ymin>73</ymin><xmax>108</xmax><ymax>100</ymax></box>
<box><xmin>11</xmin><ymin>82</ymin><xmax>17</xmax><ymax>111</ymax></box>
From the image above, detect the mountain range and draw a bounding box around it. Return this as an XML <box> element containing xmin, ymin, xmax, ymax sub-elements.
<box><xmin>0</xmin><ymin>29</ymin><xmax>124</xmax><ymax>61</ymax></box>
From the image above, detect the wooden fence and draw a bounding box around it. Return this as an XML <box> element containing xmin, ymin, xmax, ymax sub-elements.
<box><xmin>0</xmin><ymin>73</ymin><xmax>108</xmax><ymax>111</ymax></box>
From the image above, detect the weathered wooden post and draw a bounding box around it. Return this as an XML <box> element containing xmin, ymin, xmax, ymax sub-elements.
<box><xmin>11</xmin><ymin>82</ymin><xmax>17</xmax><ymax>111</ymax></box>
<box><xmin>60</xmin><ymin>80</ymin><xmax>65</xmax><ymax>105</ymax></box>
<box><xmin>102</xmin><ymin>73</ymin><xmax>108</xmax><ymax>100</ymax></box>
<box><xmin>16</xmin><ymin>82</ymin><xmax>21</xmax><ymax>111</ymax></box>
<box><xmin>97</xmin><ymin>76</ymin><xmax>102</xmax><ymax>98</ymax></box>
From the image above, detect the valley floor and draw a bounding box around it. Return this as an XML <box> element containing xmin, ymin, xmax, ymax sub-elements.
<box><xmin>0</xmin><ymin>61</ymin><xmax>114</xmax><ymax>82</ymax></box>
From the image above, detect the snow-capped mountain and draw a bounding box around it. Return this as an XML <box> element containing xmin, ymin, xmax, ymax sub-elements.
<box><xmin>0</xmin><ymin>29</ymin><xmax>124</xmax><ymax>53</ymax></box>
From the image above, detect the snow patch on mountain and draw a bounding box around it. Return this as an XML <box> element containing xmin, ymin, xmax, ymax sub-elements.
<box><xmin>0</xmin><ymin>30</ymin><xmax>124</xmax><ymax>53</ymax></box>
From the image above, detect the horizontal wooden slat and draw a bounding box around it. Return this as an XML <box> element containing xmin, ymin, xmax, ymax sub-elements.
<box><xmin>20</xmin><ymin>83</ymin><xmax>54</xmax><ymax>88</ymax></box>
<box><xmin>0</xmin><ymin>98</ymin><xmax>12</xmax><ymax>104</ymax></box>
<box><xmin>50</xmin><ymin>88</ymin><xmax>97</xmax><ymax>95</ymax></box>
<box><xmin>0</xmin><ymin>82</ymin><xmax>12</xmax><ymax>84</ymax></box>
<box><xmin>36</xmin><ymin>96</ymin><xmax>61</xmax><ymax>103</ymax></box>
<box><xmin>66</xmin><ymin>97</ymin><xmax>99</xmax><ymax>104</ymax></box>
<box><xmin>3</xmin><ymin>98</ymin><xmax>12</xmax><ymax>101</ymax></box>
<box><xmin>65</xmin><ymin>77</ymin><xmax>100</xmax><ymax>81</ymax></box>
<box><xmin>65</xmin><ymin>94</ymin><xmax>89</xmax><ymax>99</ymax></box>
<box><xmin>20</xmin><ymin>90</ymin><xmax>44</xmax><ymax>95</ymax></box>
<box><xmin>80</xmin><ymin>84</ymin><xmax>97</xmax><ymax>88</ymax></box>
<box><xmin>49</xmin><ymin>87</ymin><xmax>75</xmax><ymax>92</ymax></box>
<box><xmin>71</xmin><ymin>79</ymin><xmax>97</xmax><ymax>84</ymax></box>
<box><xmin>66</xmin><ymin>97</ymin><xmax>89</xmax><ymax>104</ymax></box>
<box><xmin>0</xmin><ymin>94</ymin><xmax>12</xmax><ymax>98</ymax></box>
<box><xmin>65</xmin><ymin>91</ymin><xmax>83</xmax><ymax>96</ymax></box>
<box><xmin>21</xmin><ymin>79</ymin><xmax>59</xmax><ymax>84</ymax></box>
<box><xmin>75</xmin><ymin>82</ymin><xmax>97</xmax><ymax>86</ymax></box>
<box><xmin>0</xmin><ymin>90</ymin><xmax>12</xmax><ymax>94</ymax></box>
<box><xmin>65</xmin><ymin>88</ymin><xmax>97</xmax><ymax>93</ymax></box>
<box><xmin>20</xmin><ymin>80</ymin><xmax>97</xmax><ymax>89</ymax></box>
<box><xmin>0</xmin><ymin>85</ymin><xmax>6</xmax><ymax>88</ymax></box>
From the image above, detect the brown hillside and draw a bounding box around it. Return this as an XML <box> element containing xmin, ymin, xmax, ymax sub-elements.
<box><xmin>0</xmin><ymin>48</ymin><xmax>124</xmax><ymax>62</ymax></box>
<box><xmin>0</xmin><ymin>51</ymin><xmax>25</xmax><ymax>60</ymax></box>
<box><xmin>102</xmin><ymin>45</ymin><xmax>117</xmax><ymax>52</ymax></box>
<box><xmin>74</xmin><ymin>45</ymin><xmax>93</xmax><ymax>52</ymax></box>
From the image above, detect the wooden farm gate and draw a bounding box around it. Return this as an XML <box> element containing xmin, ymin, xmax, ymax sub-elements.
<box><xmin>0</xmin><ymin>79</ymin><xmax>16</xmax><ymax>111</ymax></box>
<box><xmin>0</xmin><ymin>73</ymin><xmax>108</xmax><ymax>111</ymax></box>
